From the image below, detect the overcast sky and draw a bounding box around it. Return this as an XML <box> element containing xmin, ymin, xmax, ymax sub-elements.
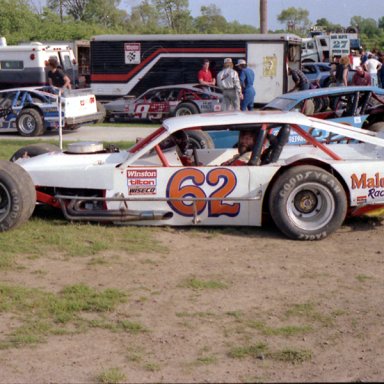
<box><xmin>124</xmin><ymin>0</ymin><xmax>383</xmax><ymax>30</ymax></box>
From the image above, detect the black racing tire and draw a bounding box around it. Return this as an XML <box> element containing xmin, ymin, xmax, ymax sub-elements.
<box><xmin>16</xmin><ymin>108</ymin><xmax>45</xmax><ymax>137</ymax></box>
<box><xmin>268</xmin><ymin>166</ymin><xmax>347</xmax><ymax>240</ymax></box>
<box><xmin>174</xmin><ymin>102</ymin><xmax>199</xmax><ymax>116</ymax></box>
<box><xmin>367</xmin><ymin>122</ymin><xmax>384</xmax><ymax>133</ymax></box>
<box><xmin>0</xmin><ymin>160</ymin><xmax>36</xmax><ymax>232</ymax></box>
<box><xmin>10</xmin><ymin>143</ymin><xmax>60</xmax><ymax>162</ymax></box>
<box><xmin>186</xmin><ymin>130</ymin><xmax>215</xmax><ymax>149</ymax></box>
<box><xmin>96</xmin><ymin>101</ymin><xmax>106</xmax><ymax>124</ymax></box>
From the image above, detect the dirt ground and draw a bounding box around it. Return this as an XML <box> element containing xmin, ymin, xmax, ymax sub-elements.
<box><xmin>0</xmin><ymin>218</ymin><xmax>384</xmax><ymax>383</ymax></box>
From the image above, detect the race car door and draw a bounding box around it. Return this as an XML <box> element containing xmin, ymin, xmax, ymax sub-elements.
<box><xmin>117</xmin><ymin>162</ymin><xmax>279</xmax><ymax>227</ymax></box>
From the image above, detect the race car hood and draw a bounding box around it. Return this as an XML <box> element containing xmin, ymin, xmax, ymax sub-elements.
<box><xmin>17</xmin><ymin>151</ymin><xmax>129</xmax><ymax>190</ymax></box>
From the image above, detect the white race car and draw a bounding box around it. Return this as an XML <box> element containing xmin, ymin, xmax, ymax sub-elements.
<box><xmin>2</xmin><ymin>111</ymin><xmax>384</xmax><ymax>240</ymax></box>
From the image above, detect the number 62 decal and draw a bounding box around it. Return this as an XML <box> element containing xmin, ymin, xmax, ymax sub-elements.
<box><xmin>166</xmin><ymin>168</ymin><xmax>241</xmax><ymax>217</ymax></box>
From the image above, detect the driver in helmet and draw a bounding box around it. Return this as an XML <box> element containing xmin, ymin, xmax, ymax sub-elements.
<box><xmin>221</xmin><ymin>129</ymin><xmax>256</xmax><ymax>166</ymax></box>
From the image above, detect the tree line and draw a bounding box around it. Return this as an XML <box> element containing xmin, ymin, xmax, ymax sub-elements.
<box><xmin>1</xmin><ymin>1</ymin><xmax>383</xmax><ymax>50</ymax></box>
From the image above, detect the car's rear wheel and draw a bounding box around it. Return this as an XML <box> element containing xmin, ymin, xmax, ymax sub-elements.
<box><xmin>10</xmin><ymin>143</ymin><xmax>61</xmax><ymax>162</ymax></box>
<box><xmin>0</xmin><ymin>160</ymin><xmax>36</xmax><ymax>232</ymax></box>
<box><xmin>96</xmin><ymin>101</ymin><xmax>106</xmax><ymax>123</ymax></box>
<box><xmin>269</xmin><ymin>166</ymin><xmax>347</xmax><ymax>240</ymax></box>
<box><xmin>16</xmin><ymin>108</ymin><xmax>45</xmax><ymax>136</ymax></box>
<box><xmin>175</xmin><ymin>102</ymin><xmax>199</xmax><ymax>116</ymax></box>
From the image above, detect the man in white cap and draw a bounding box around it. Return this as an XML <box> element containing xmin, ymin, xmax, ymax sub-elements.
<box><xmin>216</xmin><ymin>58</ymin><xmax>242</xmax><ymax>111</ymax></box>
<box><xmin>236</xmin><ymin>59</ymin><xmax>255</xmax><ymax>111</ymax></box>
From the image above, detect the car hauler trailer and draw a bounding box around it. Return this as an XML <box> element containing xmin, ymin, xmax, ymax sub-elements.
<box><xmin>0</xmin><ymin>38</ymin><xmax>78</xmax><ymax>89</ymax></box>
<box><xmin>90</xmin><ymin>33</ymin><xmax>302</xmax><ymax>105</ymax></box>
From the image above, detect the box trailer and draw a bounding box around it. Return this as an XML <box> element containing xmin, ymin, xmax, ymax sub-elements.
<box><xmin>90</xmin><ymin>33</ymin><xmax>302</xmax><ymax>105</ymax></box>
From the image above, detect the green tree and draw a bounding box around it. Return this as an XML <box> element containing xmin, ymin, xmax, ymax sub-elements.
<box><xmin>152</xmin><ymin>0</ymin><xmax>193</xmax><ymax>32</ymax></box>
<box><xmin>315</xmin><ymin>18</ymin><xmax>344</xmax><ymax>33</ymax></box>
<box><xmin>193</xmin><ymin>4</ymin><xmax>228</xmax><ymax>33</ymax></box>
<box><xmin>127</xmin><ymin>0</ymin><xmax>165</xmax><ymax>33</ymax></box>
<box><xmin>84</xmin><ymin>0</ymin><xmax>127</xmax><ymax>28</ymax></box>
<box><xmin>277</xmin><ymin>7</ymin><xmax>310</xmax><ymax>34</ymax></box>
<box><xmin>0</xmin><ymin>0</ymin><xmax>40</xmax><ymax>43</ymax></box>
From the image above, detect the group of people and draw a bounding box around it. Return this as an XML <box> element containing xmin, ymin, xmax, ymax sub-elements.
<box><xmin>287</xmin><ymin>49</ymin><xmax>384</xmax><ymax>91</ymax></box>
<box><xmin>197</xmin><ymin>57</ymin><xmax>255</xmax><ymax>112</ymax></box>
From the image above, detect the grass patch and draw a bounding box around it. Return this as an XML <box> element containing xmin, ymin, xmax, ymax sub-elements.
<box><xmin>0</xmin><ymin>283</ymin><xmax>128</xmax><ymax>348</ymax></box>
<box><xmin>246</xmin><ymin>320</ymin><xmax>312</xmax><ymax>336</ymax></box>
<box><xmin>228</xmin><ymin>343</ymin><xmax>312</xmax><ymax>364</ymax></box>
<box><xmin>0</xmin><ymin>219</ymin><xmax>167</xmax><ymax>270</ymax></box>
<box><xmin>355</xmin><ymin>274</ymin><xmax>372</xmax><ymax>282</ymax></box>
<box><xmin>268</xmin><ymin>348</ymin><xmax>312</xmax><ymax>364</ymax></box>
<box><xmin>96</xmin><ymin>367</ymin><xmax>126</xmax><ymax>384</ymax></box>
<box><xmin>176</xmin><ymin>311</ymin><xmax>216</xmax><ymax>318</ymax></box>
<box><xmin>228</xmin><ymin>343</ymin><xmax>268</xmax><ymax>359</ymax></box>
<box><xmin>179</xmin><ymin>277</ymin><xmax>228</xmax><ymax>290</ymax></box>
<box><xmin>195</xmin><ymin>355</ymin><xmax>217</xmax><ymax>365</ymax></box>
<box><xmin>285</xmin><ymin>302</ymin><xmax>333</xmax><ymax>326</ymax></box>
<box><xmin>143</xmin><ymin>362</ymin><xmax>160</xmax><ymax>372</ymax></box>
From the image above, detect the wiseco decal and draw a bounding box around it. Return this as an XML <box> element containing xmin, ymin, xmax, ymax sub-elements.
<box><xmin>166</xmin><ymin>168</ymin><xmax>240</xmax><ymax>217</ymax></box>
<box><xmin>351</xmin><ymin>173</ymin><xmax>384</xmax><ymax>199</ymax></box>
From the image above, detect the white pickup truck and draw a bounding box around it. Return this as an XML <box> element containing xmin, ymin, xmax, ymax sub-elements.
<box><xmin>0</xmin><ymin>86</ymin><xmax>104</xmax><ymax>136</ymax></box>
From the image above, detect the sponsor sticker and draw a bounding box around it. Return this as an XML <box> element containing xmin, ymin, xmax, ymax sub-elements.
<box><xmin>127</xmin><ymin>169</ymin><xmax>157</xmax><ymax>195</ymax></box>
<box><xmin>124</xmin><ymin>43</ymin><xmax>141</xmax><ymax>65</ymax></box>
<box><xmin>351</xmin><ymin>173</ymin><xmax>384</xmax><ymax>200</ymax></box>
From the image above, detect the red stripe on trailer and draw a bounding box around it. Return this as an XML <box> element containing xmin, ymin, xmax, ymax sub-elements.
<box><xmin>91</xmin><ymin>47</ymin><xmax>245</xmax><ymax>82</ymax></box>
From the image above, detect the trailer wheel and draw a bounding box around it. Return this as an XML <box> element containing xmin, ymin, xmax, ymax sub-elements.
<box><xmin>16</xmin><ymin>108</ymin><xmax>45</xmax><ymax>136</ymax></box>
<box><xmin>367</xmin><ymin>122</ymin><xmax>384</xmax><ymax>133</ymax></box>
<box><xmin>175</xmin><ymin>102</ymin><xmax>199</xmax><ymax>116</ymax></box>
<box><xmin>10</xmin><ymin>143</ymin><xmax>60</xmax><ymax>162</ymax></box>
<box><xmin>269</xmin><ymin>165</ymin><xmax>347</xmax><ymax>240</ymax></box>
<box><xmin>0</xmin><ymin>160</ymin><xmax>36</xmax><ymax>232</ymax></box>
<box><xmin>187</xmin><ymin>130</ymin><xmax>215</xmax><ymax>149</ymax></box>
<box><xmin>96</xmin><ymin>101</ymin><xmax>106</xmax><ymax>123</ymax></box>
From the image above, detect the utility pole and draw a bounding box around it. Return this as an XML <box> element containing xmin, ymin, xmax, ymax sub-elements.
<box><xmin>260</xmin><ymin>0</ymin><xmax>268</xmax><ymax>33</ymax></box>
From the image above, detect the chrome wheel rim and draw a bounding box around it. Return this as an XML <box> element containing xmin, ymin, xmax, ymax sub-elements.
<box><xmin>286</xmin><ymin>182</ymin><xmax>335</xmax><ymax>231</ymax></box>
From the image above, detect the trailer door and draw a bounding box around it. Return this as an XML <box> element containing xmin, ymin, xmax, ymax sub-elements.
<box><xmin>246</xmin><ymin>42</ymin><xmax>285</xmax><ymax>105</ymax></box>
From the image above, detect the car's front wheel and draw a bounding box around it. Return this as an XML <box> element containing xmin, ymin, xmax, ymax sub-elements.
<box><xmin>269</xmin><ymin>166</ymin><xmax>347</xmax><ymax>240</ymax></box>
<box><xmin>0</xmin><ymin>160</ymin><xmax>36</xmax><ymax>232</ymax></box>
<box><xmin>16</xmin><ymin>108</ymin><xmax>45</xmax><ymax>136</ymax></box>
<box><xmin>174</xmin><ymin>102</ymin><xmax>199</xmax><ymax>116</ymax></box>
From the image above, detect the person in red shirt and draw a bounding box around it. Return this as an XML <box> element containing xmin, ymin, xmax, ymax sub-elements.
<box><xmin>198</xmin><ymin>59</ymin><xmax>216</xmax><ymax>88</ymax></box>
<box><xmin>352</xmin><ymin>66</ymin><xmax>372</xmax><ymax>86</ymax></box>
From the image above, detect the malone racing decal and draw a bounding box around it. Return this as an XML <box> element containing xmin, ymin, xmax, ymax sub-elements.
<box><xmin>351</xmin><ymin>173</ymin><xmax>384</xmax><ymax>199</ymax></box>
<box><xmin>127</xmin><ymin>169</ymin><xmax>157</xmax><ymax>195</ymax></box>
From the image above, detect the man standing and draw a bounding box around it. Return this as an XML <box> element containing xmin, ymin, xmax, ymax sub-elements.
<box><xmin>216</xmin><ymin>58</ymin><xmax>243</xmax><ymax>111</ymax></box>
<box><xmin>363</xmin><ymin>54</ymin><xmax>382</xmax><ymax>87</ymax></box>
<box><xmin>198</xmin><ymin>59</ymin><xmax>215</xmax><ymax>88</ymax></box>
<box><xmin>47</xmin><ymin>56</ymin><xmax>71</xmax><ymax>90</ymax></box>
<box><xmin>236</xmin><ymin>59</ymin><xmax>256</xmax><ymax>111</ymax></box>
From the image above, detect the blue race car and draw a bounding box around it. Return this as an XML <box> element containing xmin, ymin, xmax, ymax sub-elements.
<box><xmin>210</xmin><ymin>86</ymin><xmax>384</xmax><ymax>147</ymax></box>
<box><xmin>0</xmin><ymin>86</ymin><xmax>101</xmax><ymax>136</ymax></box>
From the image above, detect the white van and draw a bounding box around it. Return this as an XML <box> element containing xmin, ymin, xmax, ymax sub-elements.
<box><xmin>0</xmin><ymin>38</ymin><xmax>78</xmax><ymax>88</ymax></box>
